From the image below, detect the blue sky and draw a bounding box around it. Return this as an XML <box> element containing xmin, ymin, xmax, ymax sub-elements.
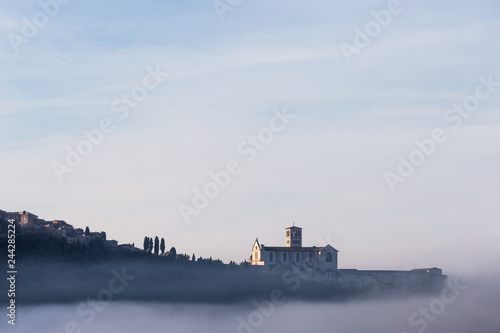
<box><xmin>1</xmin><ymin>0</ymin><xmax>500</xmax><ymax>274</ymax></box>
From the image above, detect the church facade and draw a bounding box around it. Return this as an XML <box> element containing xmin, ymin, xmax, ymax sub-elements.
<box><xmin>249</xmin><ymin>226</ymin><xmax>339</xmax><ymax>273</ymax></box>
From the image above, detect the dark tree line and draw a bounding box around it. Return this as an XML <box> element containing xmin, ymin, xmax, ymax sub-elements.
<box><xmin>143</xmin><ymin>236</ymin><xmax>173</xmax><ymax>258</ymax></box>
<box><xmin>0</xmin><ymin>219</ymin><xmax>235</xmax><ymax>267</ymax></box>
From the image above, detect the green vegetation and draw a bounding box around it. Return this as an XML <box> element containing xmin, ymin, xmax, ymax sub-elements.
<box><xmin>0</xmin><ymin>220</ymin><xmax>229</xmax><ymax>267</ymax></box>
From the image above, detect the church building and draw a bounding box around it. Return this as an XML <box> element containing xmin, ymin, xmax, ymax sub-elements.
<box><xmin>249</xmin><ymin>226</ymin><xmax>339</xmax><ymax>272</ymax></box>
<box><xmin>249</xmin><ymin>226</ymin><xmax>447</xmax><ymax>289</ymax></box>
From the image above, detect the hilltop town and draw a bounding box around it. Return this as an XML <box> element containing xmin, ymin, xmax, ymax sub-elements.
<box><xmin>1</xmin><ymin>209</ymin><xmax>138</xmax><ymax>252</ymax></box>
<box><xmin>1</xmin><ymin>208</ymin><xmax>447</xmax><ymax>292</ymax></box>
<box><xmin>0</xmin><ymin>208</ymin><xmax>450</xmax><ymax>306</ymax></box>
<box><xmin>0</xmin><ymin>208</ymin><xmax>226</xmax><ymax>266</ymax></box>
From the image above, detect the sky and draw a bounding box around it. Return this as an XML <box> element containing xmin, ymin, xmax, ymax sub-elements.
<box><xmin>1</xmin><ymin>0</ymin><xmax>500</xmax><ymax>275</ymax></box>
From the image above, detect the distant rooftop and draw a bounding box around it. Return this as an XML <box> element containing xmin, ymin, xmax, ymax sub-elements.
<box><xmin>263</xmin><ymin>246</ymin><xmax>338</xmax><ymax>252</ymax></box>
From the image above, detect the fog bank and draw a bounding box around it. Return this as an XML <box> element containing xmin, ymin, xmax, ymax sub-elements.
<box><xmin>5</xmin><ymin>273</ymin><xmax>500</xmax><ymax>333</ymax></box>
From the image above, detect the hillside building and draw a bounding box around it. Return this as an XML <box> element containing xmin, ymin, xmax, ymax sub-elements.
<box><xmin>250</xmin><ymin>226</ymin><xmax>446</xmax><ymax>288</ymax></box>
<box><xmin>250</xmin><ymin>226</ymin><xmax>339</xmax><ymax>273</ymax></box>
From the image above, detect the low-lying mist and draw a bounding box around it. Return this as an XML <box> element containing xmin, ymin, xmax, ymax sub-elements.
<box><xmin>4</xmin><ymin>271</ymin><xmax>500</xmax><ymax>333</ymax></box>
<box><xmin>5</xmin><ymin>259</ymin><xmax>444</xmax><ymax>305</ymax></box>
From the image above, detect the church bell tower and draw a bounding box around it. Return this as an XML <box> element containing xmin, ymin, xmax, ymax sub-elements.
<box><xmin>285</xmin><ymin>226</ymin><xmax>302</xmax><ymax>247</ymax></box>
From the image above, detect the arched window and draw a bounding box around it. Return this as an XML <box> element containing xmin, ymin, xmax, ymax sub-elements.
<box><xmin>283</xmin><ymin>252</ymin><xmax>287</xmax><ymax>262</ymax></box>
<box><xmin>309</xmin><ymin>252</ymin><xmax>313</xmax><ymax>261</ymax></box>
<box><xmin>296</xmin><ymin>252</ymin><xmax>300</xmax><ymax>262</ymax></box>
<box><xmin>270</xmin><ymin>252</ymin><xmax>274</xmax><ymax>262</ymax></box>
<box><xmin>326</xmin><ymin>252</ymin><xmax>333</xmax><ymax>262</ymax></box>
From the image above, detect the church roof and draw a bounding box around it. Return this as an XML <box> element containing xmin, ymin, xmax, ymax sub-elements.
<box><xmin>285</xmin><ymin>226</ymin><xmax>302</xmax><ymax>229</ymax></box>
<box><xmin>262</xmin><ymin>246</ymin><xmax>338</xmax><ymax>252</ymax></box>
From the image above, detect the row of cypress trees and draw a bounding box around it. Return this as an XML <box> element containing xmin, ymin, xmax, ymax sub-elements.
<box><xmin>143</xmin><ymin>236</ymin><xmax>177</xmax><ymax>257</ymax></box>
